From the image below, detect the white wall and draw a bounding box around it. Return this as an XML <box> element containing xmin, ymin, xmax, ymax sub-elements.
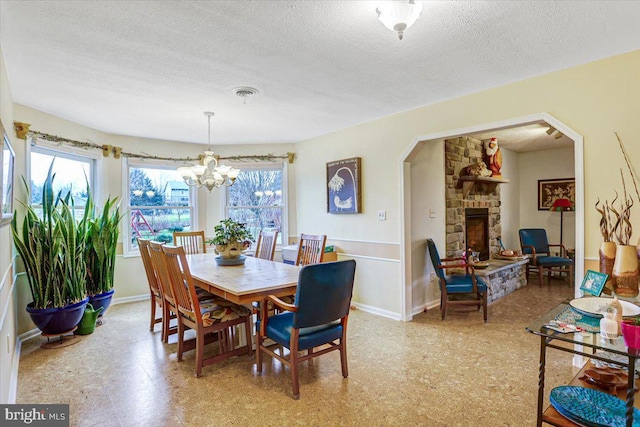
<box><xmin>518</xmin><ymin>146</ymin><xmax>575</xmax><ymax>250</ymax></box>
<box><xmin>409</xmin><ymin>140</ymin><xmax>445</xmax><ymax>312</ymax></box>
<box><xmin>500</xmin><ymin>147</ymin><xmax>521</xmax><ymax>251</ymax></box>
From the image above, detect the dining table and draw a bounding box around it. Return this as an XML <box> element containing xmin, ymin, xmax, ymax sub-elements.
<box><xmin>187</xmin><ymin>253</ymin><xmax>300</xmax><ymax>306</ymax></box>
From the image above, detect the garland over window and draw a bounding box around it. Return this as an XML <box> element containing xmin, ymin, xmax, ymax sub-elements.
<box><xmin>13</xmin><ymin>123</ymin><xmax>294</xmax><ymax>164</ymax></box>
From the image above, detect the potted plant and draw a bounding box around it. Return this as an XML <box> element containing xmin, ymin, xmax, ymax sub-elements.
<box><xmin>207</xmin><ymin>218</ymin><xmax>254</xmax><ymax>265</ymax></box>
<box><xmin>84</xmin><ymin>194</ymin><xmax>122</xmax><ymax>319</ymax></box>
<box><xmin>11</xmin><ymin>163</ymin><xmax>89</xmax><ymax>335</ymax></box>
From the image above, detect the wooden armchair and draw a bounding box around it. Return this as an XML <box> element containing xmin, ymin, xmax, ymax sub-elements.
<box><xmin>256</xmin><ymin>260</ymin><xmax>356</xmax><ymax>399</ymax></box>
<box><xmin>173</xmin><ymin>230</ymin><xmax>206</xmax><ymax>254</ymax></box>
<box><xmin>160</xmin><ymin>245</ymin><xmax>252</xmax><ymax>377</ymax></box>
<box><xmin>147</xmin><ymin>241</ymin><xmax>179</xmax><ymax>343</ymax></box>
<box><xmin>519</xmin><ymin>228</ymin><xmax>573</xmax><ymax>287</ymax></box>
<box><xmin>426</xmin><ymin>239</ymin><xmax>488</xmax><ymax>322</ymax></box>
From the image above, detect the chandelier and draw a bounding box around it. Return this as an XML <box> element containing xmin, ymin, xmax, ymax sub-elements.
<box><xmin>177</xmin><ymin>112</ymin><xmax>240</xmax><ymax>192</ymax></box>
<box><xmin>376</xmin><ymin>0</ymin><xmax>423</xmax><ymax>40</ymax></box>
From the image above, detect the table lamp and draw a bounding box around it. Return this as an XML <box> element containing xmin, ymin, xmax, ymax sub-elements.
<box><xmin>550</xmin><ymin>198</ymin><xmax>573</xmax><ymax>248</ymax></box>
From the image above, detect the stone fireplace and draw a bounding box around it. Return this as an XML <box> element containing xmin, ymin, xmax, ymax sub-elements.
<box><xmin>445</xmin><ymin>136</ymin><xmax>502</xmax><ymax>259</ymax></box>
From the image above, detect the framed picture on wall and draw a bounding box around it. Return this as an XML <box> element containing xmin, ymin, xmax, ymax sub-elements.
<box><xmin>1</xmin><ymin>119</ymin><xmax>15</xmax><ymax>225</ymax></box>
<box><xmin>327</xmin><ymin>157</ymin><xmax>362</xmax><ymax>214</ymax></box>
<box><xmin>538</xmin><ymin>178</ymin><xmax>575</xmax><ymax>210</ymax></box>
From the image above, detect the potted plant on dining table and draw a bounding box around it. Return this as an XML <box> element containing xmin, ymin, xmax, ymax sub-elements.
<box><xmin>207</xmin><ymin>218</ymin><xmax>254</xmax><ymax>266</ymax></box>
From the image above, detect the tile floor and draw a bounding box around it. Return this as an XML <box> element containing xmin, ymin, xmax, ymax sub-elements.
<box><xmin>17</xmin><ymin>281</ymin><xmax>576</xmax><ymax>426</ymax></box>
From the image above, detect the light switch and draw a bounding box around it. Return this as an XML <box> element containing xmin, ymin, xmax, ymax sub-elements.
<box><xmin>429</xmin><ymin>209</ymin><xmax>436</xmax><ymax>218</ymax></box>
<box><xmin>378</xmin><ymin>210</ymin><xmax>386</xmax><ymax>221</ymax></box>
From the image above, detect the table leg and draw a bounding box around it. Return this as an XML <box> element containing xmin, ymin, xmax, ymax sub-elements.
<box><xmin>537</xmin><ymin>335</ymin><xmax>547</xmax><ymax>427</ymax></box>
<box><xmin>626</xmin><ymin>355</ymin><xmax>636</xmax><ymax>427</ymax></box>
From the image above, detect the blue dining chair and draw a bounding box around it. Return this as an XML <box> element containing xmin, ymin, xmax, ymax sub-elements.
<box><xmin>426</xmin><ymin>239</ymin><xmax>488</xmax><ymax>322</ymax></box>
<box><xmin>255</xmin><ymin>259</ymin><xmax>356</xmax><ymax>399</ymax></box>
<box><xmin>519</xmin><ymin>228</ymin><xmax>573</xmax><ymax>287</ymax></box>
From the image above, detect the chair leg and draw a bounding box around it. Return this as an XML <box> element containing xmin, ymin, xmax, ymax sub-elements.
<box><xmin>177</xmin><ymin>318</ymin><xmax>185</xmax><ymax>362</ymax></box>
<box><xmin>442</xmin><ymin>297</ymin><xmax>447</xmax><ymax>321</ymax></box>
<box><xmin>340</xmin><ymin>337</ymin><xmax>348</xmax><ymax>378</ymax></box>
<box><xmin>483</xmin><ymin>292</ymin><xmax>488</xmax><ymax>323</ymax></box>
<box><xmin>195</xmin><ymin>328</ymin><xmax>205</xmax><ymax>378</ymax></box>
<box><xmin>162</xmin><ymin>304</ymin><xmax>171</xmax><ymax>343</ymax></box>
<box><xmin>539</xmin><ymin>266</ymin><xmax>544</xmax><ymax>287</ymax></box>
<box><xmin>290</xmin><ymin>330</ymin><xmax>300</xmax><ymax>399</ymax></box>
<box><xmin>149</xmin><ymin>294</ymin><xmax>157</xmax><ymax>331</ymax></box>
<box><xmin>256</xmin><ymin>331</ymin><xmax>263</xmax><ymax>374</ymax></box>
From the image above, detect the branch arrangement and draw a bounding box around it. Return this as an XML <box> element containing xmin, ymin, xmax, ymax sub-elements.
<box><xmin>27</xmin><ymin>129</ymin><xmax>294</xmax><ymax>164</ymax></box>
<box><xmin>596</xmin><ymin>134</ymin><xmax>637</xmax><ymax>246</ymax></box>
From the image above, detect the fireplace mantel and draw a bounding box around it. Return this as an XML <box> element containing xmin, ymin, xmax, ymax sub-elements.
<box><xmin>459</xmin><ymin>175</ymin><xmax>510</xmax><ymax>198</ymax></box>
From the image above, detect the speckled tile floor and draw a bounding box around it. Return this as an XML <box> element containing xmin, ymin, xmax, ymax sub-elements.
<box><xmin>17</xmin><ymin>280</ymin><xmax>576</xmax><ymax>427</ymax></box>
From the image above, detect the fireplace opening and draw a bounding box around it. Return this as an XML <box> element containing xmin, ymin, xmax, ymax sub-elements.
<box><xmin>465</xmin><ymin>208</ymin><xmax>489</xmax><ymax>261</ymax></box>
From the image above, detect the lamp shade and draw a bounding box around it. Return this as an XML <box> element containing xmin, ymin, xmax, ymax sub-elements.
<box><xmin>376</xmin><ymin>0</ymin><xmax>423</xmax><ymax>40</ymax></box>
<box><xmin>550</xmin><ymin>198</ymin><xmax>573</xmax><ymax>211</ymax></box>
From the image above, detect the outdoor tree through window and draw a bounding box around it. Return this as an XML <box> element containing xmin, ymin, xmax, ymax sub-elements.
<box><xmin>226</xmin><ymin>166</ymin><xmax>285</xmax><ymax>245</ymax></box>
<box><xmin>127</xmin><ymin>163</ymin><xmax>195</xmax><ymax>251</ymax></box>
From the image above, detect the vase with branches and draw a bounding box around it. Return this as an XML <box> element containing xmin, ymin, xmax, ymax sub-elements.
<box><xmin>596</xmin><ymin>133</ymin><xmax>640</xmax><ymax>297</ymax></box>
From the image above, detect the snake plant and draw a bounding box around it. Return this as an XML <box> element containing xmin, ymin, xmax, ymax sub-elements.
<box><xmin>11</xmin><ymin>162</ymin><xmax>88</xmax><ymax>309</ymax></box>
<box><xmin>84</xmin><ymin>194</ymin><xmax>122</xmax><ymax>295</ymax></box>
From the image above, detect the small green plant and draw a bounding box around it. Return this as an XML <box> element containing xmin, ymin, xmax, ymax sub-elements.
<box><xmin>208</xmin><ymin>218</ymin><xmax>254</xmax><ymax>246</ymax></box>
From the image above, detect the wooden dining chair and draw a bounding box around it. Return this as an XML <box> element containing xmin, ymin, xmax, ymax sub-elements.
<box><xmin>137</xmin><ymin>238</ymin><xmax>165</xmax><ymax>333</ymax></box>
<box><xmin>255</xmin><ymin>230</ymin><xmax>279</xmax><ymax>261</ymax></box>
<box><xmin>173</xmin><ymin>230</ymin><xmax>206</xmax><ymax>254</ymax></box>
<box><xmin>160</xmin><ymin>245</ymin><xmax>253</xmax><ymax>377</ymax></box>
<box><xmin>295</xmin><ymin>234</ymin><xmax>327</xmax><ymax>266</ymax></box>
<box><xmin>147</xmin><ymin>241</ymin><xmax>179</xmax><ymax>343</ymax></box>
<box><xmin>256</xmin><ymin>260</ymin><xmax>357</xmax><ymax>399</ymax></box>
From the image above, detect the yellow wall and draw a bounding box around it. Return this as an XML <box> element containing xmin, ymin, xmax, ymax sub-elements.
<box><xmin>295</xmin><ymin>50</ymin><xmax>640</xmax><ymax>318</ymax></box>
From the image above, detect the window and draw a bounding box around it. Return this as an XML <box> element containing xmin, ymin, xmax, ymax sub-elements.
<box><xmin>125</xmin><ymin>161</ymin><xmax>196</xmax><ymax>253</ymax></box>
<box><xmin>225</xmin><ymin>164</ymin><xmax>286</xmax><ymax>246</ymax></box>
<box><xmin>30</xmin><ymin>146</ymin><xmax>96</xmax><ymax>219</ymax></box>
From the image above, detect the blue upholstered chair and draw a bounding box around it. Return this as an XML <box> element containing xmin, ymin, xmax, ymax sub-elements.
<box><xmin>519</xmin><ymin>228</ymin><xmax>573</xmax><ymax>287</ymax></box>
<box><xmin>426</xmin><ymin>239</ymin><xmax>488</xmax><ymax>322</ymax></box>
<box><xmin>256</xmin><ymin>260</ymin><xmax>356</xmax><ymax>399</ymax></box>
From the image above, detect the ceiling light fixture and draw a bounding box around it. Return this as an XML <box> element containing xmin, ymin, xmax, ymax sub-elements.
<box><xmin>233</xmin><ymin>86</ymin><xmax>259</xmax><ymax>104</ymax></box>
<box><xmin>376</xmin><ymin>0</ymin><xmax>423</xmax><ymax>40</ymax></box>
<box><xmin>177</xmin><ymin>112</ymin><xmax>240</xmax><ymax>192</ymax></box>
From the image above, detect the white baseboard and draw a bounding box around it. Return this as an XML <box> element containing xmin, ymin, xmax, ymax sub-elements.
<box><xmin>351</xmin><ymin>301</ymin><xmax>402</xmax><ymax>321</ymax></box>
<box><xmin>112</xmin><ymin>294</ymin><xmax>149</xmax><ymax>305</ymax></box>
<box><xmin>411</xmin><ymin>299</ymin><xmax>441</xmax><ymax>316</ymax></box>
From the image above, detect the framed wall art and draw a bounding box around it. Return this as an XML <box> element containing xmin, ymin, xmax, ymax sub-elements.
<box><xmin>327</xmin><ymin>157</ymin><xmax>361</xmax><ymax>214</ymax></box>
<box><xmin>538</xmin><ymin>178</ymin><xmax>575</xmax><ymax>210</ymax></box>
<box><xmin>580</xmin><ymin>269</ymin><xmax>608</xmax><ymax>297</ymax></box>
<box><xmin>1</xmin><ymin>119</ymin><xmax>15</xmax><ymax>225</ymax></box>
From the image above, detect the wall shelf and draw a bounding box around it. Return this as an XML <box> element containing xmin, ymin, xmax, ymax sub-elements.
<box><xmin>458</xmin><ymin>176</ymin><xmax>509</xmax><ymax>198</ymax></box>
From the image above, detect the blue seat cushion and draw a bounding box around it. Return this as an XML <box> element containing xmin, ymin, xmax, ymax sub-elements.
<box><xmin>444</xmin><ymin>275</ymin><xmax>488</xmax><ymax>293</ymax></box>
<box><xmin>535</xmin><ymin>256</ymin><xmax>572</xmax><ymax>267</ymax></box>
<box><xmin>258</xmin><ymin>312</ymin><xmax>342</xmax><ymax>350</ymax></box>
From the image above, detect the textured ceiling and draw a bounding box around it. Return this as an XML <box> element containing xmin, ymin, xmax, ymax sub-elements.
<box><xmin>0</xmin><ymin>1</ymin><xmax>639</xmax><ymax>146</ymax></box>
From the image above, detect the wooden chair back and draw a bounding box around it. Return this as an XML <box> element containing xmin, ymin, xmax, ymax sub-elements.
<box><xmin>173</xmin><ymin>230</ymin><xmax>206</xmax><ymax>254</ymax></box>
<box><xmin>148</xmin><ymin>241</ymin><xmax>175</xmax><ymax>305</ymax></box>
<box><xmin>255</xmin><ymin>230</ymin><xmax>279</xmax><ymax>261</ymax></box>
<box><xmin>138</xmin><ymin>238</ymin><xmax>162</xmax><ymax>299</ymax></box>
<box><xmin>295</xmin><ymin>234</ymin><xmax>327</xmax><ymax>266</ymax></box>
<box><xmin>160</xmin><ymin>245</ymin><xmax>200</xmax><ymax>323</ymax></box>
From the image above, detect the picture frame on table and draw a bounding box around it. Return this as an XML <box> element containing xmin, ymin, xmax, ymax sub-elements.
<box><xmin>326</xmin><ymin>157</ymin><xmax>361</xmax><ymax>214</ymax></box>
<box><xmin>580</xmin><ymin>269</ymin><xmax>608</xmax><ymax>297</ymax></box>
<box><xmin>1</xmin><ymin>119</ymin><xmax>15</xmax><ymax>226</ymax></box>
<box><xmin>538</xmin><ymin>178</ymin><xmax>575</xmax><ymax>211</ymax></box>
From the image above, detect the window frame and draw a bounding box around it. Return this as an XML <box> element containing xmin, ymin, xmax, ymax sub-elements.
<box><xmin>28</xmin><ymin>139</ymin><xmax>101</xmax><ymax>213</ymax></box>
<box><xmin>221</xmin><ymin>161</ymin><xmax>288</xmax><ymax>249</ymax></box>
<box><xmin>123</xmin><ymin>158</ymin><xmax>198</xmax><ymax>256</ymax></box>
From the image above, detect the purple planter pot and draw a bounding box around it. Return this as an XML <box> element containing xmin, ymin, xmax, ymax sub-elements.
<box><xmin>26</xmin><ymin>298</ymin><xmax>89</xmax><ymax>335</ymax></box>
<box><xmin>88</xmin><ymin>289</ymin><xmax>115</xmax><ymax>318</ymax></box>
